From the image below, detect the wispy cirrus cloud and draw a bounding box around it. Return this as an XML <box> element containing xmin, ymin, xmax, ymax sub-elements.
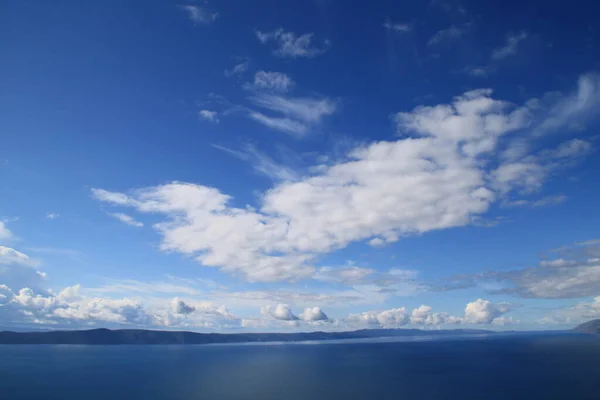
<box><xmin>428</xmin><ymin>22</ymin><xmax>472</xmax><ymax>46</ymax></box>
<box><xmin>211</xmin><ymin>143</ymin><xmax>300</xmax><ymax>182</ymax></box>
<box><xmin>256</xmin><ymin>29</ymin><xmax>330</xmax><ymax>58</ymax></box>
<box><xmin>109</xmin><ymin>213</ymin><xmax>143</xmax><ymax>228</ymax></box>
<box><xmin>491</xmin><ymin>31</ymin><xmax>528</xmax><ymax>60</ymax></box>
<box><xmin>224</xmin><ymin>58</ymin><xmax>249</xmax><ymax>77</ymax></box>
<box><xmin>245</xmin><ymin>79</ymin><xmax>336</xmax><ymax>136</ymax></box>
<box><xmin>432</xmin><ymin>239</ymin><xmax>600</xmax><ymax>300</ymax></box>
<box><xmin>383</xmin><ymin>20</ymin><xmax>412</xmax><ymax>33</ymax></box>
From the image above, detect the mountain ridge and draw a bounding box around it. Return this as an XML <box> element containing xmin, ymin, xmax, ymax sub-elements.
<box><xmin>0</xmin><ymin>327</ymin><xmax>493</xmax><ymax>345</ymax></box>
<box><xmin>573</xmin><ymin>319</ymin><xmax>600</xmax><ymax>334</ymax></box>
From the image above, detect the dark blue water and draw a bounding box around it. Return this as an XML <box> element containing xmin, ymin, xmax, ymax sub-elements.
<box><xmin>1</xmin><ymin>333</ymin><xmax>598</xmax><ymax>400</ymax></box>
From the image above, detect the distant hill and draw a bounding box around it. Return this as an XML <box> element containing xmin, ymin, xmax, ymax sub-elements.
<box><xmin>0</xmin><ymin>327</ymin><xmax>492</xmax><ymax>345</ymax></box>
<box><xmin>573</xmin><ymin>319</ymin><xmax>600</xmax><ymax>334</ymax></box>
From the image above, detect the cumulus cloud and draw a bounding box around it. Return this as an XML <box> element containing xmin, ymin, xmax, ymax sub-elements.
<box><xmin>464</xmin><ymin>299</ymin><xmax>512</xmax><ymax>324</ymax></box>
<box><xmin>45</xmin><ymin>212</ymin><xmax>59</xmax><ymax>220</ymax></box>
<box><xmin>299</xmin><ymin>307</ymin><xmax>328</xmax><ymax>321</ymax></box>
<box><xmin>199</xmin><ymin>109</ymin><xmax>219</xmax><ymax>123</ymax></box>
<box><xmin>256</xmin><ymin>29</ymin><xmax>330</xmax><ymax>58</ymax></box>
<box><xmin>179</xmin><ymin>5</ymin><xmax>218</xmax><ymax>25</ymax></box>
<box><xmin>261</xmin><ymin>304</ymin><xmax>299</xmax><ymax>321</ymax></box>
<box><xmin>347</xmin><ymin>307</ymin><xmax>409</xmax><ymax>328</ymax></box>
<box><xmin>171</xmin><ymin>298</ymin><xmax>196</xmax><ymax>314</ymax></box>
<box><xmin>348</xmin><ymin>300</ymin><xmax>515</xmax><ymax>329</ymax></box>
<box><xmin>0</xmin><ymin>278</ymin><xmax>240</xmax><ymax>330</ymax></box>
<box><xmin>109</xmin><ymin>213</ymin><xmax>143</xmax><ymax>227</ymax></box>
<box><xmin>244</xmin><ymin>71</ymin><xmax>295</xmax><ymax>93</ymax></box>
<box><xmin>0</xmin><ymin>284</ymin><xmax>152</xmax><ymax>327</ymax></box>
<box><xmin>410</xmin><ymin>305</ymin><xmax>460</xmax><ymax>325</ymax></box>
<box><xmin>91</xmin><ymin>74</ymin><xmax>597</xmax><ymax>283</ymax></box>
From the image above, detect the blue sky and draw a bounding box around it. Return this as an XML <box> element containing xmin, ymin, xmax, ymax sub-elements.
<box><xmin>1</xmin><ymin>0</ymin><xmax>600</xmax><ymax>332</ymax></box>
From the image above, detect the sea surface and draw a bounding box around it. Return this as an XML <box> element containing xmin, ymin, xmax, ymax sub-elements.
<box><xmin>0</xmin><ymin>332</ymin><xmax>599</xmax><ymax>400</ymax></box>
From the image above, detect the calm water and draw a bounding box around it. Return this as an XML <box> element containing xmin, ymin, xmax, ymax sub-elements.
<box><xmin>1</xmin><ymin>333</ymin><xmax>599</xmax><ymax>400</ymax></box>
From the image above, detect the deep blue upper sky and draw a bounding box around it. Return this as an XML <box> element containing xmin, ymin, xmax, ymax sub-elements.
<box><xmin>1</xmin><ymin>0</ymin><xmax>599</xmax><ymax>331</ymax></box>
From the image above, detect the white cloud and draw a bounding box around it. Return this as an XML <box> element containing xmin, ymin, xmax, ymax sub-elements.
<box><xmin>261</xmin><ymin>303</ymin><xmax>298</xmax><ymax>321</ymax></box>
<box><xmin>0</xmin><ymin>221</ymin><xmax>12</xmax><ymax>240</ymax></box>
<box><xmin>91</xmin><ymin>74</ymin><xmax>597</xmax><ymax>283</ymax></box>
<box><xmin>428</xmin><ymin>23</ymin><xmax>470</xmax><ymax>46</ymax></box>
<box><xmin>464</xmin><ymin>67</ymin><xmax>490</xmax><ymax>78</ymax></box>
<box><xmin>383</xmin><ymin>20</ymin><xmax>411</xmax><ymax>33</ymax></box>
<box><xmin>0</xmin><ymin>247</ymin><xmax>46</xmax><ymax>294</ymax></box>
<box><xmin>493</xmin><ymin>137</ymin><xmax>593</xmax><ymax>195</ymax></box>
<box><xmin>347</xmin><ymin>307</ymin><xmax>409</xmax><ymax>328</ymax></box>
<box><xmin>510</xmin><ymin>259</ymin><xmax>600</xmax><ymax>299</ymax></box>
<box><xmin>170</xmin><ymin>297</ymin><xmax>196</xmax><ymax>314</ymax></box>
<box><xmin>535</xmin><ymin>74</ymin><xmax>600</xmax><ymax>135</ymax></box>
<box><xmin>464</xmin><ymin>299</ymin><xmax>511</xmax><ymax>324</ymax></box>
<box><xmin>109</xmin><ymin>213</ymin><xmax>143</xmax><ymax>228</ymax></box>
<box><xmin>350</xmin><ymin>300</ymin><xmax>515</xmax><ymax>328</ymax></box>
<box><xmin>256</xmin><ymin>29</ymin><xmax>330</xmax><ymax>58</ymax></box>
<box><xmin>248</xmin><ymin>112</ymin><xmax>308</xmax><ymax>136</ymax></box>
<box><xmin>224</xmin><ymin>59</ymin><xmax>249</xmax><ymax>77</ymax></box>
<box><xmin>0</xmin><ymin>277</ymin><xmax>241</xmax><ymax>330</ymax></box>
<box><xmin>45</xmin><ymin>212</ymin><xmax>59</xmax><ymax>220</ymax></box>
<box><xmin>539</xmin><ymin>258</ymin><xmax>577</xmax><ymax>268</ymax></box>
<box><xmin>90</xmin><ymin>188</ymin><xmax>133</xmax><ymax>205</ymax></box>
<box><xmin>368</xmin><ymin>238</ymin><xmax>386</xmax><ymax>247</ymax></box>
<box><xmin>0</xmin><ymin>284</ymin><xmax>152</xmax><ymax>327</ymax></box>
<box><xmin>539</xmin><ymin>296</ymin><xmax>600</xmax><ymax>326</ymax></box>
<box><xmin>300</xmin><ymin>307</ymin><xmax>329</xmax><ymax>321</ymax></box>
<box><xmin>546</xmin><ymin>138</ymin><xmax>594</xmax><ymax>159</ymax></box>
<box><xmin>244</xmin><ymin>71</ymin><xmax>295</xmax><ymax>93</ymax></box>
<box><xmin>0</xmin><ymin>246</ymin><xmax>37</xmax><ymax>267</ymax></box>
<box><xmin>247</xmin><ymin>93</ymin><xmax>336</xmax><ymax>136</ymax></box>
<box><xmin>211</xmin><ymin>144</ymin><xmax>300</xmax><ymax>182</ymax></box>
<box><xmin>505</xmin><ymin>195</ymin><xmax>568</xmax><ymax>208</ymax></box>
<box><xmin>250</xmin><ymin>94</ymin><xmax>336</xmax><ymax>124</ymax></box>
<box><xmin>531</xmin><ymin>195</ymin><xmax>568</xmax><ymax>208</ymax></box>
<box><xmin>491</xmin><ymin>31</ymin><xmax>528</xmax><ymax>60</ymax></box>
<box><xmin>410</xmin><ymin>305</ymin><xmax>461</xmax><ymax>326</ymax></box>
<box><xmin>438</xmin><ymin>239</ymin><xmax>600</xmax><ymax>300</ymax></box>
<box><xmin>491</xmin><ymin>160</ymin><xmax>546</xmax><ymax>194</ymax></box>
<box><xmin>88</xmin><ymin>278</ymin><xmax>202</xmax><ymax>297</ymax></box>
<box><xmin>179</xmin><ymin>5</ymin><xmax>218</xmax><ymax>25</ymax></box>
<box><xmin>314</xmin><ymin>266</ymin><xmax>375</xmax><ymax>285</ymax></box>
<box><xmin>199</xmin><ymin>109</ymin><xmax>219</xmax><ymax>123</ymax></box>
